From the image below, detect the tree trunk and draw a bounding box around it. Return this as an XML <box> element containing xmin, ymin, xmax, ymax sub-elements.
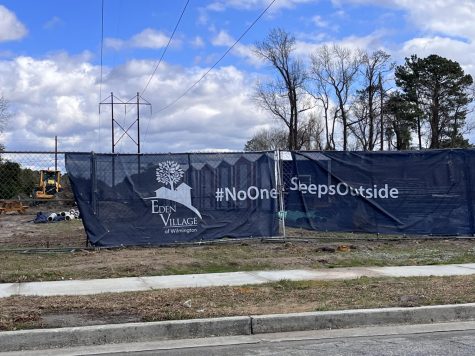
<box><xmin>417</xmin><ymin>117</ymin><xmax>422</xmax><ymax>149</ymax></box>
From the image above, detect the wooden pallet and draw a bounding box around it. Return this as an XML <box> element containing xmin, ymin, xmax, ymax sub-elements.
<box><xmin>0</xmin><ymin>201</ymin><xmax>29</xmax><ymax>214</ymax></box>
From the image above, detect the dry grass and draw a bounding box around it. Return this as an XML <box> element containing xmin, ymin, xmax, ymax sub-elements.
<box><xmin>1</xmin><ymin>275</ymin><xmax>474</xmax><ymax>331</ymax></box>
<box><xmin>1</xmin><ymin>237</ymin><xmax>474</xmax><ymax>283</ymax></box>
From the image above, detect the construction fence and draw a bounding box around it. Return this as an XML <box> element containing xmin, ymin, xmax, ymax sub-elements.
<box><xmin>0</xmin><ymin>151</ymin><xmax>74</xmax><ymax>203</ymax></box>
<box><xmin>2</xmin><ymin>149</ymin><xmax>475</xmax><ymax>247</ymax></box>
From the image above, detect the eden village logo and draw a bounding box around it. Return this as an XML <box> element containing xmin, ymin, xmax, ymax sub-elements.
<box><xmin>145</xmin><ymin>161</ymin><xmax>201</xmax><ymax>233</ymax></box>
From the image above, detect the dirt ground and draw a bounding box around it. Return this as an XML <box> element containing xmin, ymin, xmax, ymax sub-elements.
<box><xmin>0</xmin><ymin>208</ymin><xmax>87</xmax><ymax>248</ymax></box>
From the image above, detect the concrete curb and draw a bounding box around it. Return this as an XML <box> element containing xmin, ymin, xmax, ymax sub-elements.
<box><xmin>1</xmin><ymin>303</ymin><xmax>475</xmax><ymax>352</ymax></box>
<box><xmin>251</xmin><ymin>303</ymin><xmax>475</xmax><ymax>334</ymax></box>
<box><xmin>0</xmin><ymin>316</ymin><xmax>251</xmax><ymax>352</ymax></box>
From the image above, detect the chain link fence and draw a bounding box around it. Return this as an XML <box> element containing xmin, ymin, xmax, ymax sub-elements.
<box><xmin>0</xmin><ymin>151</ymin><xmax>82</xmax><ymax>249</ymax></box>
<box><xmin>0</xmin><ymin>151</ymin><xmax>73</xmax><ymax>203</ymax></box>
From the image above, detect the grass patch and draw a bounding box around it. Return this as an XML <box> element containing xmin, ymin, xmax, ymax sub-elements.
<box><xmin>0</xmin><ymin>238</ymin><xmax>474</xmax><ymax>283</ymax></box>
<box><xmin>272</xmin><ymin>279</ymin><xmax>314</xmax><ymax>290</ymax></box>
<box><xmin>1</xmin><ymin>274</ymin><xmax>474</xmax><ymax>331</ymax></box>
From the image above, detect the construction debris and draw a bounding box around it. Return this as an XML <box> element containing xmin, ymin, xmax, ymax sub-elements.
<box><xmin>34</xmin><ymin>209</ymin><xmax>80</xmax><ymax>224</ymax></box>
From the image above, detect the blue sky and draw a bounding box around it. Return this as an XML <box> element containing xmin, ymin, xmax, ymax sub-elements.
<box><xmin>0</xmin><ymin>0</ymin><xmax>474</xmax><ymax>152</ymax></box>
<box><xmin>1</xmin><ymin>1</ymin><xmax>412</xmax><ymax>67</ymax></box>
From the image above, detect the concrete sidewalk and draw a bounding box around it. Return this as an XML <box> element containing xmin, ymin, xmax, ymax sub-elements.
<box><xmin>1</xmin><ymin>263</ymin><xmax>475</xmax><ymax>298</ymax></box>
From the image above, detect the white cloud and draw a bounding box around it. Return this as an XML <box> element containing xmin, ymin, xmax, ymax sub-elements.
<box><xmin>131</xmin><ymin>28</ymin><xmax>170</xmax><ymax>49</ymax></box>
<box><xmin>212</xmin><ymin>30</ymin><xmax>237</xmax><ymax>47</ymax></box>
<box><xmin>43</xmin><ymin>16</ymin><xmax>63</xmax><ymax>30</ymax></box>
<box><xmin>191</xmin><ymin>36</ymin><xmax>205</xmax><ymax>48</ymax></box>
<box><xmin>398</xmin><ymin>0</ymin><xmax>475</xmax><ymax>40</ymax></box>
<box><xmin>104</xmin><ymin>38</ymin><xmax>125</xmax><ymax>51</ymax></box>
<box><xmin>294</xmin><ymin>31</ymin><xmax>386</xmax><ymax>58</ymax></box>
<box><xmin>332</xmin><ymin>0</ymin><xmax>475</xmax><ymax>77</ymax></box>
<box><xmin>336</xmin><ymin>0</ymin><xmax>475</xmax><ymax>40</ymax></box>
<box><xmin>207</xmin><ymin>0</ymin><xmax>316</xmax><ymax>12</ymax></box>
<box><xmin>312</xmin><ymin>15</ymin><xmax>329</xmax><ymax>28</ymax></box>
<box><xmin>327</xmin><ymin>0</ymin><xmax>475</xmax><ymax>77</ymax></box>
<box><xmin>105</xmin><ymin>28</ymin><xmax>179</xmax><ymax>50</ymax></box>
<box><xmin>400</xmin><ymin>36</ymin><xmax>475</xmax><ymax>76</ymax></box>
<box><xmin>0</xmin><ymin>54</ymin><xmax>270</xmax><ymax>153</ymax></box>
<box><xmin>0</xmin><ymin>5</ymin><xmax>27</xmax><ymax>42</ymax></box>
<box><xmin>211</xmin><ymin>30</ymin><xmax>261</xmax><ymax>66</ymax></box>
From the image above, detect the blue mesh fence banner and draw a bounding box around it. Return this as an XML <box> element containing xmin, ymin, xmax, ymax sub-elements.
<box><xmin>65</xmin><ymin>152</ymin><xmax>279</xmax><ymax>247</ymax></box>
<box><xmin>66</xmin><ymin>149</ymin><xmax>475</xmax><ymax>246</ymax></box>
<box><xmin>283</xmin><ymin>149</ymin><xmax>475</xmax><ymax>235</ymax></box>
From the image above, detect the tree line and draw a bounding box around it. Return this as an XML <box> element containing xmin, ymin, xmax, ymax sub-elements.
<box><xmin>0</xmin><ymin>161</ymin><xmax>38</xmax><ymax>199</ymax></box>
<box><xmin>245</xmin><ymin>28</ymin><xmax>475</xmax><ymax>151</ymax></box>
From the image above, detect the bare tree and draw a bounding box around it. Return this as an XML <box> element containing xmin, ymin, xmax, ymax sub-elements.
<box><xmin>349</xmin><ymin>90</ymin><xmax>370</xmax><ymax>150</ymax></box>
<box><xmin>308</xmin><ymin>62</ymin><xmax>335</xmax><ymax>150</ymax></box>
<box><xmin>243</xmin><ymin>127</ymin><xmax>288</xmax><ymax>151</ymax></box>
<box><xmin>348</xmin><ymin>50</ymin><xmax>393</xmax><ymax>151</ymax></box>
<box><xmin>310</xmin><ymin>45</ymin><xmax>360</xmax><ymax>151</ymax></box>
<box><xmin>297</xmin><ymin>113</ymin><xmax>325</xmax><ymax>150</ymax></box>
<box><xmin>244</xmin><ymin>115</ymin><xmax>324</xmax><ymax>151</ymax></box>
<box><xmin>254</xmin><ymin>28</ymin><xmax>312</xmax><ymax>150</ymax></box>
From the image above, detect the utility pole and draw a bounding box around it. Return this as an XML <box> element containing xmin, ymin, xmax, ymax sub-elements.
<box><xmin>99</xmin><ymin>92</ymin><xmax>151</xmax><ymax>154</ymax></box>
<box><xmin>54</xmin><ymin>135</ymin><xmax>58</xmax><ymax>171</ymax></box>
<box><xmin>111</xmin><ymin>93</ymin><xmax>114</xmax><ymax>153</ymax></box>
<box><xmin>379</xmin><ymin>73</ymin><xmax>384</xmax><ymax>151</ymax></box>
<box><xmin>137</xmin><ymin>92</ymin><xmax>141</xmax><ymax>154</ymax></box>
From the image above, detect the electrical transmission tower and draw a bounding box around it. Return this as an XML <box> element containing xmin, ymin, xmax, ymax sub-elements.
<box><xmin>99</xmin><ymin>92</ymin><xmax>151</xmax><ymax>153</ymax></box>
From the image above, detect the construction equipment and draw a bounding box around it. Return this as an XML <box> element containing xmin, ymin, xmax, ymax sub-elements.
<box><xmin>34</xmin><ymin>170</ymin><xmax>62</xmax><ymax>199</ymax></box>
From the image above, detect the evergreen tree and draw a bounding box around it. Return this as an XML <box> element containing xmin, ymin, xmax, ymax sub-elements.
<box><xmin>395</xmin><ymin>55</ymin><xmax>473</xmax><ymax>149</ymax></box>
<box><xmin>384</xmin><ymin>92</ymin><xmax>419</xmax><ymax>150</ymax></box>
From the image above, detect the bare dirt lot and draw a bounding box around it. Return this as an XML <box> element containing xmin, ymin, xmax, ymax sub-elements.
<box><xmin>1</xmin><ymin>210</ymin><xmax>474</xmax><ymax>331</ymax></box>
<box><xmin>0</xmin><ymin>209</ymin><xmax>87</xmax><ymax>249</ymax></box>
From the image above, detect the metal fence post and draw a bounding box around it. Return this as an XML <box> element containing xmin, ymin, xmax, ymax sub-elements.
<box><xmin>462</xmin><ymin>151</ymin><xmax>475</xmax><ymax>236</ymax></box>
<box><xmin>275</xmin><ymin>149</ymin><xmax>286</xmax><ymax>238</ymax></box>
<box><xmin>90</xmin><ymin>151</ymin><xmax>97</xmax><ymax>216</ymax></box>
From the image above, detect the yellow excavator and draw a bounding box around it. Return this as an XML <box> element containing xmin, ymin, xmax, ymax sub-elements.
<box><xmin>34</xmin><ymin>170</ymin><xmax>62</xmax><ymax>199</ymax></box>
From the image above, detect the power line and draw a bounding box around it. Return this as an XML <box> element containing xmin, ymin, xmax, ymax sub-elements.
<box><xmin>98</xmin><ymin>0</ymin><xmax>105</xmax><ymax>148</ymax></box>
<box><xmin>99</xmin><ymin>0</ymin><xmax>105</xmax><ymax>101</ymax></box>
<box><xmin>155</xmin><ymin>0</ymin><xmax>276</xmax><ymax>115</ymax></box>
<box><xmin>141</xmin><ymin>0</ymin><xmax>190</xmax><ymax>96</ymax></box>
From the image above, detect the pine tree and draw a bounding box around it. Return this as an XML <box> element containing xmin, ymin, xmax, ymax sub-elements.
<box><xmin>395</xmin><ymin>55</ymin><xmax>473</xmax><ymax>149</ymax></box>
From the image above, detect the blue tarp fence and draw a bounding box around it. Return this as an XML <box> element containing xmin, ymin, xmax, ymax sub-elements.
<box><xmin>65</xmin><ymin>149</ymin><xmax>475</xmax><ymax>247</ymax></box>
<box><xmin>282</xmin><ymin>150</ymin><xmax>475</xmax><ymax>236</ymax></box>
<box><xmin>65</xmin><ymin>152</ymin><xmax>278</xmax><ymax>247</ymax></box>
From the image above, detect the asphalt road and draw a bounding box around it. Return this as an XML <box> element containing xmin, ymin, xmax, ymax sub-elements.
<box><xmin>143</xmin><ymin>329</ymin><xmax>475</xmax><ymax>356</ymax></box>
<box><xmin>6</xmin><ymin>321</ymin><xmax>475</xmax><ymax>356</ymax></box>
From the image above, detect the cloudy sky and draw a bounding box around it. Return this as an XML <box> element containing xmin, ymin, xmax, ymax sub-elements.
<box><xmin>0</xmin><ymin>0</ymin><xmax>474</xmax><ymax>153</ymax></box>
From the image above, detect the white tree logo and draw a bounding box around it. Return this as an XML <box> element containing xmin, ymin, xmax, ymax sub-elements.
<box><xmin>156</xmin><ymin>161</ymin><xmax>184</xmax><ymax>191</ymax></box>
